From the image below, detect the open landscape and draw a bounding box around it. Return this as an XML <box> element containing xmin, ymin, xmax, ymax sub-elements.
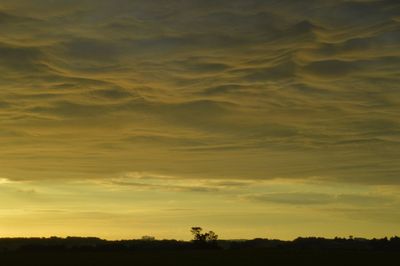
<box><xmin>1</xmin><ymin>0</ymin><xmax>399</xmax><ymax>265</ymax></box>
<box><xmin>1</xmin><ymin>235</ymin><xmax>399</xmax><ymax>266</ymax></box>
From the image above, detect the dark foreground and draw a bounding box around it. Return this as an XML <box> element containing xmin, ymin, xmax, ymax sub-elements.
<box><xmin>1</xmin><ymin>249</ymin><xmax>399</xmax><ymax>266</ymax></box>
<box><xmin>1</xmin><ymin>237</ymin><xmax>399</xmax><ymax>265</ymax></box>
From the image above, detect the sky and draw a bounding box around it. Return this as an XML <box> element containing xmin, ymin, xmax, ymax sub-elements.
<box><xmin>0</xmin><ymin>0</ymin><xmax>399</xmax><ymax>240</ymax></box>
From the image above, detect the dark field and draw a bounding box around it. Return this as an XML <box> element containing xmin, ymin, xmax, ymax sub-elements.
<box><xmin>1</xmin><ymin>237</ymin><xmax>399</xmax><ymax>266</ymax></box>
<box><xmin>1</xmin><ymin>249</ymin><xmax>399</xmax><ymax>266</ymax></box>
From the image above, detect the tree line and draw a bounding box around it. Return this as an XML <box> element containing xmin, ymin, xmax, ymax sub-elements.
<box><xmin>0</xmin><ymin>227</ymin><xmax>399</xmax><ymax>252</ymax></box>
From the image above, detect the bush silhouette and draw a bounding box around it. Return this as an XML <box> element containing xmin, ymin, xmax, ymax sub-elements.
<box><xmin>190</xmin><ymin>227</ymin><xmax>218</xmax><ymax>248</ymax></box>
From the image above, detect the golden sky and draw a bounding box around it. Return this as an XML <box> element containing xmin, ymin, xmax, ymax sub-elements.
<box><xmin>0</xmin><ymin>0</ymin><xmax>399</xmax><ymax>240</ymax></box>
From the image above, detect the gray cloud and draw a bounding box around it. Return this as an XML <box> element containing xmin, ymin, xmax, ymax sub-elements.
<box><xmin>248</xmin><ymin>192</ymin><xmax>395</xmax><ymax>206</ymax></box>
<box><xmin>0</xmin><ymin>0</ymin><xmax>399</xmax><ymax>185</ymax></box>
<box><xmin>249</xmin><ymin>192</ymin><xmax>334</xmax><ymax>205</ymax></box>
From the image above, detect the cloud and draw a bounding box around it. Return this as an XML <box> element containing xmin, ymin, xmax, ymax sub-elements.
<box><xmin>325</xmin><ymin>205</ymin><xmax>400</xmax><ymax>224</ymax></box>
<box><xmin>105</xmin><ymin>172</ymin><xmax>254</xmax><ymax>193</ymax></box>
<box><xmin>0</xmin><ymin>0</ymin><xmax>398</xmax><ymax>187</ymax></box>
<box><xmin>0</xmin><ymin>178</ymin><xmax>15</xmax><ymax>185</ymax></box>
<box><xmin>249</xmin><ymin>192</ymin><xmax>334</xmax><ymax>205</ymax></box>
<box><xmin>112</xmin><ymin>180</ymin><xmax>219</xmax><ymax>193</ymax></box>
<box><xmin>247</xmin><ymin>192</ymin><xmax>395</xmax><ymax>206</ymax></box>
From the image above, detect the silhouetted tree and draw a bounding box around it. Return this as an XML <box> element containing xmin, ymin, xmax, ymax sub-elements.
<box><xmin>190</xmin><ymin>227</ymin><xmax>218</xmax><ymax>248</ymax></box>
<box><xmin>205</xmin><ymin>231</ymin><xmax>218</xmax><ymax>242</ymax></box>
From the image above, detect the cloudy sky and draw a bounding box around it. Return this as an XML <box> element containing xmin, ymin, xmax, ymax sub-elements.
<box><xmin>0</xmin><ymin>0</ymin><xmax>399</xmax><ymax>240</ymax></box>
